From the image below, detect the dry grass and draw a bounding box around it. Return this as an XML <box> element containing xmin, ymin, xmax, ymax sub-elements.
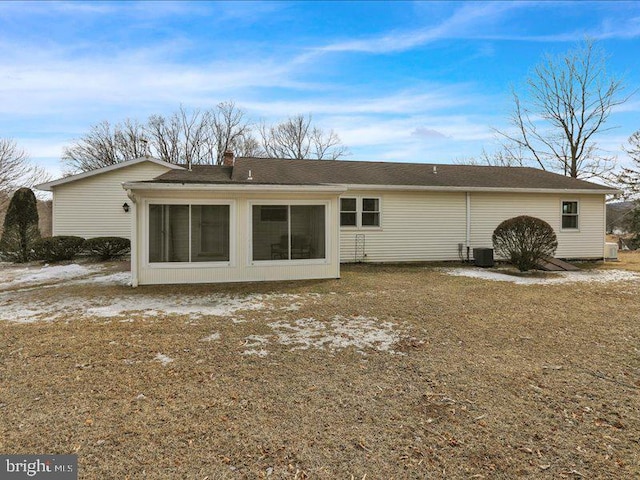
<box><xmin>1</xmin><ymin>259</ymin><xmax>639</xmax><ymax>479</ymax></box>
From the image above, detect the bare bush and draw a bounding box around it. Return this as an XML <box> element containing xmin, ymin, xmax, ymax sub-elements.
<box><xmin>492</xmin><ymin>216</ymin><xmax>558</xmax><ymax>271</ymax></box>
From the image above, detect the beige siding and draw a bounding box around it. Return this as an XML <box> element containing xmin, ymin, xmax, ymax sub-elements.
<box><xmin>469</xmin><ymin>192</ymin><xmax>605</xmax><ymax>259</ymax></box>
<box><xmin>340</xmin><ymin>190</ymin><xmax>467</xmax><ymax>262</ymax></box>
<box><xmin>52</xmin><ymin>162</ymin><xmax>172</xmax><ymax>239</ymax></box>
<box><xmin>134</xmin><ymin>189</ymin><xmax>340</xmax><ymax>285</ymax></box>
<box><xmin>340</xmin><ymin>190</ymin><xmax>606</xmax><ymax>263</ymax></box>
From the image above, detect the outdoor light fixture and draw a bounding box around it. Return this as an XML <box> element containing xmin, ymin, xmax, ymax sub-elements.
<box><xmin>122</xmin><ymin>202</ymin><xmax>130</xmax><ymax>213</ymax></box>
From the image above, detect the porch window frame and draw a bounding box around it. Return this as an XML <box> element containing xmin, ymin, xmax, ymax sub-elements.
<box><xmin>144</xmin><ymin>199</ymin><xmax>235</xmax><ymax>269</ymax></box>
<box><xmin>248</xmin><ymin>200</ymin><xmax>331</xmax><ymax>266</ymax></box>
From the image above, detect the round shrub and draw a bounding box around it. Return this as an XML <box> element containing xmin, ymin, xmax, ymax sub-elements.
<box><xmin>33</xmin><ymin>236</ymin><xmax>85</xmax><ymax>262</ymax></box>
<box><xmin>84</xmin><ymin>236</ymin><xmax>130</xmax><ymax>260</ymax></box>
<box><xmin>492</xmin><ymin>215</ymin><xmax>558</xmax><ymax>272</ymax></box>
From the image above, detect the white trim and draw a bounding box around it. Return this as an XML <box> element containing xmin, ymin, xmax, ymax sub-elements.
<box><xmin>142</xmin><ymin>198</ymin><xmax>236</xmax><ymax>269</ymax></box>
<box><xmin>36</xmin><ymin>157</ymin><xmax>183</xmax><ymax>191</ymax></box>
<box><xmin>124</xmin><ymin>182</ymin><xmax>347</xmax><ymax>193</ymax></box>
<box><xmin>247</xmin><ymin>200</ymin><xmax>331</xmax><ymax>266</ymax></box>
<box><xmin>124</xmin><ymin>181</ymin><xmax>616</xmax><ymax>196</ymax></box>
<box><xmin>341</xmin><ymin>184</ymin><xmax>618</xmax><ymax>195</ymax></box>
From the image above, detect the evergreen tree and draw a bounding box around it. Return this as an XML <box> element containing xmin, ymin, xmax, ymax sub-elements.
<box><xmin>0</xmin><ymin>187</ymin><xmax>40</xmax><ymax>262</ymax></box>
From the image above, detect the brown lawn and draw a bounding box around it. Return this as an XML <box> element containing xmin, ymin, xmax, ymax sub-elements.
<box><xmin>0</xmin><ymin>254</ymin><xmax>639</xmax><ymax>479</ymax></box>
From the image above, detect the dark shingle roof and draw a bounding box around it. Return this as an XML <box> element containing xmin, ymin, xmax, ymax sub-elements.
<box><xmin>149</xmin><ymin>157</ymin><xmax>613</xmax><ymax>191</ymax></box>
<box><xmin>152</xmin><ymin>165</ymin><xmax>233</xmax><ymax>183</ymax></box>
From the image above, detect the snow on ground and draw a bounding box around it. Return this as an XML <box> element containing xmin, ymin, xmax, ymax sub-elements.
<box><xmin>72</xmin><ymin>271</ymin><xmax>131</xmax><ymax>286</ymax></box>
<box><xmin>0</xmin><ymin>263</ymin><xmax>95</xmax><ymax>289</ymax></box>
<box><xmin>0</xmin><ymin>291</ymin><xmax>301</xmax><ymax>324</ymax></box>
<box><xmin>443</xmin><ymin>267</ymin><xmax>640</xmax><ymax>285</ymax></box>
<box><xmin>0</xmin><ymin>262</ymin><xmax>131</xmax><ymax>290</ymax></box>
<box><xmin>154</xmin><ymin>353</ymin><xmax>174</xmax><ymax>366</ymax></box>
<box><xmin>200</xmin><ymin>332</ymin><xmax>221</xmax><ymax>342</ymax></box>
<box><xmin>241</xmin><ymin>315</ymin><xmax>401</xmax><ymax>356</ymax></box>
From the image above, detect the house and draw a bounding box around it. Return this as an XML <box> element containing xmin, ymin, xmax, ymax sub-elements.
<box><xmin>38</xmin><ymin>154</ymin><xmax>615</xmax><ymax>286</ymax></box>
<box><xmin>35</xmin><ymin>157</ymin><xmax>182</xmax><ymax>239</ymax></box>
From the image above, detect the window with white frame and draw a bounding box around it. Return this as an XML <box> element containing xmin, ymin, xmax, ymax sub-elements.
<box><xmin>561</xmin><ymin>201</ymin><xmax>579</xmax><ymax>229</ymax></box>
<box><xmin>362</xmin><ymin>198</ymin><xmax>380</xmax><ymax>226</ymax></box>
<box><xmin>252</xmin><ymin>204</ymin><xmax>326</xmax><ymax>261</ymax></box>
<box><xmin>340</xmin><ymin>196</ymin><xmax>381</xmax><ymax>227</ymax></box>
<box><xmin>148</xmin><ymin>204</ymin><xmax>230</xmax><ymax>263</ymax></box>
<box><xmin>340</xmin><ymin>198</ymin><xmax>357</xmax><ymax>226</ymax></box>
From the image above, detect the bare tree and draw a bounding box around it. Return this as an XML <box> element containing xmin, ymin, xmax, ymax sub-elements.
<box><xmin>259</xmin><ymin>114</ymin><xmax>349</xmax><ymax>160</ymax></box>
<box><xmin>496</xmin><ymin>40</ymin><xmax>628</xmax><ymax>179</ymax></box>
<box><xmin>62</xmin><ymin>120</ymin><xmax>148</xmax><ymax>173</ymax></box>
<box><xmin>233</xmin><ymin>133</ymin><xmax>262</xmax><ymax>158</ymax></box>
<box><xmin>617</xmin><ymin>130</ymin><xmax>640</xmax><ymax>198</ymax></box>
<box><xmin>63</xmin><ymin>103</ymin><xmax>256</xmax><ymax>171</ymax></box>
<box><xmin>212</xmin><ymin>101</ymin><xmax>254</xmax><ymax>164</ymax></box>
<box><xmin>0</xmin><ymin>138</ymin><xmax>49</xmax><ymax>200</ymax></box>
<box><xmin>457</xmin><ymin>145</ymin><xmax>526</xmax><ymax>167</ymax></box>
<box><xmin>63</xmin><ymin>106</ymin><xmax>349</xmax><ymax>172</ymax></box>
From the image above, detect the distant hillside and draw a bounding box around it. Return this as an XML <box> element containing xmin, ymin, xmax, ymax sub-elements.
<box><xmin>606</xmin><ymin>201</ymin><xmax>636</xmax><ymax>233</ymax></box>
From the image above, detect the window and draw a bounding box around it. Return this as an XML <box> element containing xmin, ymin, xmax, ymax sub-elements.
<box><xmin>339</xmin><ymin>196</ymin><xmax>381</xmax><ymax>228</ymax></box>
<box><xmin>149</xmin><ymin>204</ymin><xmax>230</xmax><ymax>263</ymax></box>
<box><xmin>562</xmin><ymin>201</ymin><xmax>579</xmax><ymax>229</ymax></box>
<box><xmin>252</xmin><ymin>204</ymin><xmax>326</xmax><ymax>261</ymax></box>
<box><xmin>362</xmin><ymin>198</ymin><xmax>380</xmax><ymax>226</ymax></box>
<box><xmin>340</xmin><ymin>198</ymin><xmax>357</xmax><ymax>226</ymax></box>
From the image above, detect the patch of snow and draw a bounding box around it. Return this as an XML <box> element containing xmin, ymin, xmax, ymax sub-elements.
<box><xmin>241</xmin><ymin>349</ymin><xmax>268</xmax><ymax>357</ymax></box>
<box><xmin>280</xmin><ymin>302</ymin><xmax>302</xmax><ymax>311</ymax></box>
<box><xmin>0</xmin><ymin>263</ymin><xmax>97</xmax><ymax>289</ymax></box>
<box><xmin>443</xmin><ymin>267</ymin><xmax>640</xmax><ymax>285</ymax></box>
<box><xmin>84</xmin><ymin>294</ymin><xmax>268</xmax><ymax>318</ymax></box>
<box><xmin>0</xmin><ymin>292</ymin><xmax>303</xmax><ymax>324</ymax></box>
<box><xmin>243</xmin><ymin>335</ymin><xmax>269</xmax><ymax>347</ymax></box>
<box><xmin>73</xmin><ymin>271</ymin><xmax>131</xmax><ymax>286</ymax></box>
<box><xmin>200</xmin><ymin>332</ymin><xmax>220</xmax><ymax>342</ymax></box>
<box><xmin>154</xmin><ymin>353</ymin><xmax>174</xmax><ymax>366</ymax></box>
<box><xmin>241</xmin><ymin>335</ymin><xmax>269</xmax><ymax>356</ymax></box>
<box><xmin>269</xmin><ymin>315</ymin><xmax>400</xmax><ymax>353</ymax></box>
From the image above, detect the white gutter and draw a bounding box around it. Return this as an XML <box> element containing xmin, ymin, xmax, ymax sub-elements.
<box><xmin>123</xmin><ymin>182</ymin><xmax>347</xmax><ymax>193</ymax></box>
<box><xmin>341</xmin><ymin>184</ymin><xmax>619</xmax><ymax>195</ymax></box>
<box><xmin>122</xmin><ymin>181</ymin><xmax>616</xmax><ymax>196</ymax></box>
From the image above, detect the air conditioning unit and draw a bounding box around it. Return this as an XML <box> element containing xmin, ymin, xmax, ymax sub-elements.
<box><xmin>604</xmin><ymin>242</ymin><xmax>618</xmax><ymax>260</ymax></box>
<box><xmin>473</xmin><ymin>248</ymin><xmax>494</xmax><ymax>267</ymax></box>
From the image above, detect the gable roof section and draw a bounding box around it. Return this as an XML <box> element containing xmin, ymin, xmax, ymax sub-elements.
<box><xmin>36</xmin><ymin>156</ymin><xmax>183</xmax><ymax>191</ymax></box>
<box><xmin>145</xmin><ymin>157</ymin><xmax>615</xmax><ymax>193</ymax></box>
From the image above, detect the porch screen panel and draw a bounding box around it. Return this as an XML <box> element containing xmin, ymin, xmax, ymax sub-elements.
<box><xmin>149</xmin><ymin>204</ymin><xmax>189</xmax><ymax>262</ymax></box>
<box><xmin>252</xmin><ymin>205</ymin><xmax>288</xmax><ymax>260</ymax></box>
<box><xmin>191</xmin><ymin>205</ymin><xmax>230</xmax><ymax>262</ymax></box>
<box><xmin>290</xmin><ymin>205</ymin><xmax>325</xmax><ymax>259</ymax></box>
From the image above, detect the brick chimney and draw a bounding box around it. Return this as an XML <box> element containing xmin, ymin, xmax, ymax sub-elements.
<box><xmin>222</xmin><ymin>150</ymin><xmax>235</xmax><ymax>166</ymax></box>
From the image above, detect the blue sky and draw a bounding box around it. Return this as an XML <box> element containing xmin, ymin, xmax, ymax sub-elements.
<box><xmin>1</xmin><ymin>1</ymin><xmax>640</xmax><ymax>179</ymax></box>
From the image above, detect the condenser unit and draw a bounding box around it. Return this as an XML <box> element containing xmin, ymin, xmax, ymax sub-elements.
<box><xmin>604</xmin><ymin>242</ymin><xmax>618</xmax><ymax>260</ymax></box>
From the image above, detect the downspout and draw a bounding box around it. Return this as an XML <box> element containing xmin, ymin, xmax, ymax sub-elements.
<box><xmin>466</xmin><ymin>192</ymin><xmax>471</xmax><ymax>261</ymax></box>
<box><xmin>126</xmin><ymin>189</ymin><xmax>139</xmax><ymax>287</ymax></box>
